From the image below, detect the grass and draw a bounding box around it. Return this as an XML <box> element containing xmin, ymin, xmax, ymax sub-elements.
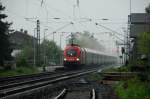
<box><xmin>0</xmin><ymin>66</ymin><xmax>40</xmax><ymax>77</ymax></box>
<box><xmin>98</xmin><ymin>66</ymin><xmax>150</xmax><ymax>99</ymax></box>
<box><xmin>87</xmin><ymin>73</ymin><xmax>103</xmax><ymax>81</ymax></box>
<box><xmin>101</xmin><ymin>67</ymin><xmax>119</xmax><ymax>72</ymax></box>
<box><xmin>101</xmin><ymin>65</ymin><xmax>130</xmax><ymax>73</ymax></box>
<box><xmin>115</xmin><ymin>78</ymin><xmax>150</xmax><ymax>99</ymax></box>
<box><xmin>87</xmin><ymin>65</ymin><xmax>129</xmax><ymax>81</ymax></box>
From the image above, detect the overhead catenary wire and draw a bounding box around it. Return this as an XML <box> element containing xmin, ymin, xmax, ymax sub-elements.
<box><xmin>78</xmin><ymin>19</ymin><xmax>124</xmax><ymax>41</ymax></box>
<box><xmin>7</xmin><ymin>0</ymin><xmax>127</xmax><ymax>43</ymax></box>
<box><xmin>76</xmin><ymin>18</ymin><xmax>127</xmax><ymax>41</ymax></box>
<box><xmin>95</xmin><ymin>23</ymin><xmax>124</xmax><ymax>42</ymax></box>
<box><xmin>31</xmin><ymin>0</ymin><xmax>72</xmax><ymax>20</ymax></box>
<box><xmin>95</xmin><ymin>23</ymin><xmax>126</xmax><ymax>37</ymax></box>
<box><xmin>41</xmin><ymin>22</ymin><xmax>73</xmax><ymax>40</ymax></box>
<box><xmin>42</xmin><ymin>2</ymin><xmax>72</xmax><ymax>19</ymax></box>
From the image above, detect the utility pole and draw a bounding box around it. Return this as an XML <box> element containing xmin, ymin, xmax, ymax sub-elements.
<box><xmin>60</xmin><ymin>34</ymin><xmax>63</xmax><ymax>49</ymax></box>
<box><xmin>37</xmin><ymin>20</ymin><xmax>40</xmax><ymax>66</ymax></box>
<box><xmin>128</xmin><ymin>0</ymin><xmax>131</xmax><ymax>61</ymax></box>
<box><xmin>52</xmin><ymin>32</ymin><xmax>56</xmax><ymax>41</ymax></box>
<box><xmin>123</xmin><ymin>29</ymin><xmax>126</xmax><ymax>65</ymax></box>
<box><xmin>71</xmin><ymin>33</ymin><xmax>74</xmax><ymax>45</ymax></box>
<box><xmin>33</xmin><ymin>28</ymin><xmax>37</xmax><ymax>67</ymax></box>
<box><xmin>44</xmin><ymin>29</ymin><xmax>48</xmax><ymax>66</ymax></box>
<box><xmin>73</xmin><ymin>5</ymin><xmax>76</xmax><ymax>20</ymax></box>
<box><xmin>59</xmin><ymin>34</ymin><xmax>63</xmax><ymax>65</ymax></box>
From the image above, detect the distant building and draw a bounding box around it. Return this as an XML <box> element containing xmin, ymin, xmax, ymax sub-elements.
<box><xmin>130</xmin><ymin>13</ymin><xmax>150</xmax><ymax>38</ymax></box>
<box><xmin>129</xmin><ymin>13</ymin><xmax>150</xmax><ymax>60</ymax></box>
<box><xmin>9</xmin><ymin>29</ymin><xmax>37</xmax><ymax>57</ymax></box>
<box><xmin>9</xmin><ymin>30</ymin><xmax>37</xmax><ymax>50</ymax></box>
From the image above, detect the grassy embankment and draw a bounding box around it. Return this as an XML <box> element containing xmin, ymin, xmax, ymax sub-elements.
<box><xmin>0</xmin><ymin>66</ymin><xmax>40</xmax><ymax>77</ymax></box>
<box><xmin>88</xmin><ymin>66</ymin><xmax>150</xmax><ymax>99</ymax></box>
<box><xmin>115</xmin><ymin>78</ymin><xmax>150</xmax><ymax>99</ymax></box>
<box><xmin>87</xmin><ymin>66</ymin><xmax>129</xmax><ymax>81</ymax></box>
<box><xmin>114</xmin><ymin>67</ymin><xmax>150</xmax><ymax>99</ymax></box>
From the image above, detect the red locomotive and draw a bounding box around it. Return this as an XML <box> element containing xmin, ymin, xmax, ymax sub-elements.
<box><xmin>63</xmin><ymin>44</ymin><xmax>117</xmax><ymax>68</ymax></box>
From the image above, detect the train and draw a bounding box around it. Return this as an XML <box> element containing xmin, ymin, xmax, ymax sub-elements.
<box><xmin>63</xmin><ymin>44</ymin><xmax>117</xmax><ymax>68</ymax></box>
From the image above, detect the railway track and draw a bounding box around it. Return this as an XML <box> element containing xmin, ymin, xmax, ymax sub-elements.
<box><xmin>52</xmin><ymin>80</ymin><xmax>119</xmax><ymax>99</ymax></box>
<box><xmin>1</xmin><ymin>66</ymin><xmax>136</xmax><ymax>99</ymax></box>
<box><xmin>0</xmin><ymin>70</ymin><xmax>75</xmax><ymax>89</ymax></box>
<box><xmin>0</xmin><ymin>68</ymin><xmax>98</xmax><ymax>98</ymax></box>
<box><xmin>99</xmin><ymin>72</ymin><xmax>139</xmax><ymax>81</ymax></box>
<box><xmin>0</xmin><ymin>71</ymin><xmax>58</xmax><ymax>85</ymax></box>
<box><xmin>0</xmin><ymin>66</ymin><xmax>100</xmax><ymax>85</ymax></box>
<box><xmin>54</xmin><ymin>88</ymin><xmax>96</xmax><ymax>99</ymax></box>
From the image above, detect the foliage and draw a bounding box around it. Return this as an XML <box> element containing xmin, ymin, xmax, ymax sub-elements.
<box><xmin>137</xmin><ymin>32</ymin><xmax>150</xmax><ymax>71</ymax></box>
<box><xmin>145</xmin><ymin>3</ymin><xmax>150</xmax><ymax>13</ymax></box>
<box><xmin>101</xmin><ymin>66</ymin><xmax>130</xmax><ymax>73</ymax></box>
<box><xmin>115</xmin><ymin>78</ymin><xmax>150</xmax><ymax>99</ymax></box>
<box><xmin>87</xmin><ymin>73</ymin><xmax>103</xmax><ymax>81</ymax></box>
<box><xmin>0</xmin><ymin>2</ymin><xmax>12</xmax><ymax>66</ymax></box>
<box><xmin>15</xmin><ymin>39</ymin><xmax>62</xmax><ymax>67</ymax></box>
<box><xmin>40</xmin><ymin>40</ymin><xmax>62</xmax><ymax>64</ymax></box>
<box><xmin>0</xmin><ymin>66</ymin><xmax>39</xmax><ymax>77</ymax></box>
<box><xmin>16</xmin><ymin>43</ymin><xmax>33</xmax><ymax>67</ymax></box>
<box><xmin>138</xmin><ymin>33</ymin><xmax>150</xmax><ymax>54</ymax></box>
<box><xmin>16</xmin><ymin>57</ymin><xmax>29</xmax><ymax>67</ymax></box>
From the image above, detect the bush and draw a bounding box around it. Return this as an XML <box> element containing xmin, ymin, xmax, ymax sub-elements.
<box><xmin>16</xmin><ymin>57</ymin><xmax>29</xmax><ymax>67</ymax></box>
<box><xmin>115</xmin><ymin>78</ymin><xmax>150</xmax><ymax>99</ymax></box>
<box><xmin>0</xmin><ymin>66</ymin><xmax>39</xmax><ymax>77</ymax></box>
<box><xmin>87</xmin><ymin>73</ymin><xmax>103</xmax><ymax>81</ymax></box>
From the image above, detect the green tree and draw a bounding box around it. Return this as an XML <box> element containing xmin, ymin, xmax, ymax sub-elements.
<box><xmin>0</xmin><ymin>2</ymin><xmax>12</xmax><ymax>66</ymax></box>
<box><xmin>41</xmin><ymin>40</ymin><xmax>62</xmax><ymax>65</ymax></box>
<box><xmin>138</xmin><ymin>33</ymin><xmax>150</xmax><ymax>54</ymax></box>
<box><xmin>16</xmin><ymin>39</ymin><xmax>62</xmax><ymax>66</ymax></box>
<box><xmin>16</xmin><ymin>45</ymin><xmax>34</xmax><ymax>67</ymax></box>
<box><xmin>15</xmin><ymin>35</ymin><xmax>34</xmax><ymax>67</ymax></box>
<box><xmin>145</xmin><ymin>3</ymin><xmax>150</xmax><ymax>13</ymax></box>
<box><xmin>137</xmin><ymin>32</ymin><xmax>150</xmax><ymax>71</ymax></box>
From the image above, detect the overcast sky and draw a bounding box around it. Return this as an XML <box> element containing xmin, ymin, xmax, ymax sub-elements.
<box><xmin>1</xmin><ymin>0</ymin><xmax>150</xmax><ymax>54</ymax></box>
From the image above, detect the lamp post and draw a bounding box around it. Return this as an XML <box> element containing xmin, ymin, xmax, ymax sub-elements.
<box><xmin>33</xmin><ymin>28</ymin><xmax>37</xmax><ymax>67</ymax></box>
<box><xmin>60</xmin><ymin>33</ymin><xmax>64</xmax><ymax>49</ymax></box>
<box><xmin>44</xmin><ymin>28</ymin><xmax>48</xmax><ymax>66</ymax></box>
<box><xmin>53</xmin><ymin>32</ymin><xmax>56</xmax><ymax>41</ymax></box>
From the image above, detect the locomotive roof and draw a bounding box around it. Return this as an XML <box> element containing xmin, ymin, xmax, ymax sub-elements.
<box><xmin>66</xmin><ymin>44</ymin><xmax>80</xmax><ymax>47</ymax></box>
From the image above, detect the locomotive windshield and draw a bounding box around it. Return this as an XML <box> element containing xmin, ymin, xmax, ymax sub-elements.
<box><xmin>67</xmin><ymin>49</ymin><xmax>77</xmax><ymax>57</ymax></box>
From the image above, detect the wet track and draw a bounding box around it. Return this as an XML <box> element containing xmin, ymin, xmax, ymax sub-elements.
<box><xmin>0</xmin><ymin>64</ymin><xmax>124</xmax><ymax>99</ymax></box>
<box><xmin>0</xmin><ymin>67</ymin><xmax>99</xmax><ymax>99</ymax></box>
<box><xmin>51</xmin><ymin>78</ymin><xmax>119</xmax><ymax>99</ymax></box>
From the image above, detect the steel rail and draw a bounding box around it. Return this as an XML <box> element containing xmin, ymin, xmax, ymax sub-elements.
<box><xmin>54</xmin><ymin>89</ymin><xmax>67</xmax><ymax>99</ymax></box>
<box><xmin>0</xmin><ymin>70</ymin><xmax>94</xmax><ymax>91</ymax></box>
<box><xmin>0</xmin><ymin>67</ymin><xmax>98</xmax><ymax>85</ymax></box>
<box><xmin>0</xmin><ymin>68</ymin><xmax>98</xmax><ymax>98</ymax></box>
<box><xmin>91</xmin><ymin>89</ymin><xmax>96</xmax><ymax>99</ymax></box>
<box><xmin>0</xmin><ymin>69</ymin><xmax>90</xmax><ymax>90</ymax></box>
<box><xmin>0</xmin><ymin>70</ymin><xmax>79</xmax><ymax>90</ymax></box>
<box><xmin>0</xmin><ymin>71</ymin><xmax>56</xmax><ymax>84</ymax></box>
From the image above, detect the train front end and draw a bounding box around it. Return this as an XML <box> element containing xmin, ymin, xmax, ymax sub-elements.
<box><xmin>63</xmin><ymin>44</ymin><xmax>81</xmax><ymax>68</ymax></box>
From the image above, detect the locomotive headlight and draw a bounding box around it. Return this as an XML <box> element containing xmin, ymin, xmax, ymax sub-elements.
<box><xmin>64</xmin><ymin>58</ymin><xmax>67</xmax><ymax>61</ymax></box>
<box><xmin>76</xmin><ymin>58</ymin><xmax>80</xmax><ymax>61</ymax></box>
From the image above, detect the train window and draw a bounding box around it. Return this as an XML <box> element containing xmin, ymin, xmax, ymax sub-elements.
<box><xmin>67</xmin><ymin>49</ymin><xmax>77</xmax><ymax>57</ymax></box>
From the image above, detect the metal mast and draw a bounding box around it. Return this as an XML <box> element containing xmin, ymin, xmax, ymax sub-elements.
<box><xmin>37</xmin><ymin>20</ymin><xmax>40</xmax><ymax>66</ymax></box>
